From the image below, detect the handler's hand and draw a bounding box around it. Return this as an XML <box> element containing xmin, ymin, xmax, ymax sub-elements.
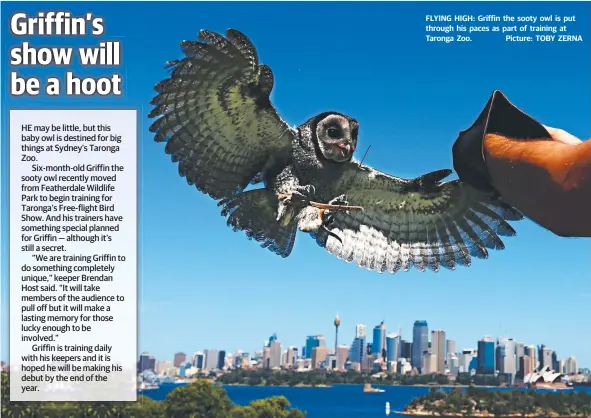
<box><xmin>484</xmin><ymin>129</ymin><xmax>591</xmax><ymax>237</ymax></box>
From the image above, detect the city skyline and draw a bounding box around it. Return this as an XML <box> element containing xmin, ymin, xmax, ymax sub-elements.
<box><xmin>136</xmin><ymin>315</ymin><xmax>588</xmax><ymax>370</ymax></box>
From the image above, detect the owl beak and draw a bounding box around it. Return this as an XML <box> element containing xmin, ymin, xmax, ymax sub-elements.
<box><xmin>335</xmin><ymin>142</ymin><xmax>352</xmax><ymax>156</ymax></box>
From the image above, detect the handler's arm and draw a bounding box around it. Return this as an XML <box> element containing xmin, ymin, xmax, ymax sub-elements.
<box><xmin>483</xmin><ymin>132</ymin><xmax>591</xmax><ymax>237</ymax></box>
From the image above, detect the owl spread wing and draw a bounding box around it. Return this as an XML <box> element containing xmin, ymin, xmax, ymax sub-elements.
<box><xmin>148</xmin><ymin>29</ymin><xmax>296</xmax><ymax>200</ymax></box>
<box><xmin>313</xmin><ymin>163</ymin><xmax>524</xmax><ymax>273</ymax></box>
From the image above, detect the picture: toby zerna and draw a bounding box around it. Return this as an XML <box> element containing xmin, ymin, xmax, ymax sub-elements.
<box><xmin>148</xmin><ymin>28</ymin><xmax>524</xmax><ymax>275</ymax></box>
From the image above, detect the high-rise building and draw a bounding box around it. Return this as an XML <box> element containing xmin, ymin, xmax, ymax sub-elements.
<box><xmin>524</xmin><ymin>345</ymin><xmax>536</xmax><ymax>369</ymax></box>
<box><xmin>155</xmin><ymin>360</ymin><xmax>174</xmax><ymax>375</ymax></box>
<box><xmin>305</xmin><ymin>335</ymin><xmax>325</xmax><ymax>359</ymax></box>
<box><xmin>138</xmin><ymin>352</ymin><xmax>156</xmax><ymax>372</ymax></box>
<box><xmin>203</xmin><ymin>349</ymin><xmax>219</xmax><ymax>370</ymax></box>
<box><xmin>422</xmin><ymin>352</ymin><xmax>437</xmax><ymax>374</ymax></box>
<box><xmin>448</xmin><ymin>355</ymin><xmax>459</xmax><ymax>376</ymax></box>
<box><xmin>191</xmin><ymin>352</ymin><xmax>204</xmax><ymax>369</ymax></box>
<box><xmin>241</xmin><ymin>352</ymin><xmax>252</xmax><ymax>369</ymax></box>
<box><xmin>565</xmin><ymin>356</ymin><xmax>578</xmax><ymax>375</ymax></box>
<box><xmin>459</xmin><ymin>349</ymin><xmax>476</xmax><ymax>373</ymax></box>
<box><xmin>356</xmin><ymin>324</ymin><xmax>367</xmax><ymax>339</ymax></box>
<box><xmin>477</xmin><ymin>337</ymin><xmax>495</xmax><ymax>375</ymax></box>
<box><xmin>350</xmin><ymin>337</ymin><xmax>365</xmax><ymax>364</ymax></box>
<box><xmin>217</xmin><ymin>350</ymin><xmax>226</xmax><ymax>370</ymax></box>
<box><xmin>386</xmin><ymin>333</ymin><xmax>400</xmax><ymax>362</ymax></box>
<box><xmin>400</xmin><ymin>340</ymin><xmax>413</xmax><ymax>360</ymax></box>
<box><xmin>269</xmin><ymin>340</ymin><xmax>283</xmax><ymax>368</ymax></box>
<box><xmin>431</xmin><ymin>330</ymin><xmax>446</xmax><ymax>373</ymax></box>
<box><xmin>522</xmin><ymin>355</ymin><xmax>534</xmax><ymax>377</ymax></box>
<box><xmin>515</xmin><ymin>342</ymin><xmax>525</xmax><ymax>376</ymax></box>
<box><xmin>285</xmin><ymin>347</ymin><xmax>296</xmax><ymax>367</ymax></box>
<box><xmin>495</xmin><ymin>343</ymin><xmax>506</xmax><ymax>373</ymax></box>
<box><xmin>311</xmin><ymin>346</ymin><xmax>327</xmax><ymax>369</ymax></box>
<box><xmin>173</xmin><ymin>352</ymin><xmax>186</xmax><ymax>368</ymax></box>
<box><xmin>552</xmin><ymin>351</ymin><xmax>559</xmax><ymax>372</ymax></box>
<box><xmin>263</xmin><ymin>346</ymin><xmax>271</xmax><ymax>368</ymax></box>
<box><xmin>412</xmin><ymin>320</ymin><xmax>428</xmax><ymax>370</ymax></box>
<box><xmin>446</xmin><ymin>339</ymin><xmax>456</xmax><ymax>361</ymax></box>
<box><xmin>336</xmin><ymin>345</ymin><xmax>350</xmax><ymax>370</ymax></box>
<box><xmin>372</xmin><ymin>321</ymin><xmax>387</xmax><ymax>358</ymax></box>
<box><xmin>539</xmin><ymin>346</ymin><xmax>553</xmax><ymax>370</ymax></box>
<box><xmin>501</xmin><ymin>338</ymin><xmax>517</xmax><ymax>377</ymax></box>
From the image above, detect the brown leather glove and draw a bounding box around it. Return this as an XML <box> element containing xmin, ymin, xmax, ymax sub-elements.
<box><xmin>451</xmin><ymin>90</ymin><xmax>553</xmax><ymax>195</ymax></box>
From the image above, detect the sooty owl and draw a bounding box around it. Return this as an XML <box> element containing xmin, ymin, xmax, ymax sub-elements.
<box><xmin>148</xmin><ymin>29</ymin><xmax>524</xmax><ymax>274</ymax></box>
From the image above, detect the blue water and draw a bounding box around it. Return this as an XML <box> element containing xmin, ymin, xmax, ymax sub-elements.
<box><xmin>140</xmin><ymin>384</ymin><xmax>591</xmax><ymax>418</ymax></box>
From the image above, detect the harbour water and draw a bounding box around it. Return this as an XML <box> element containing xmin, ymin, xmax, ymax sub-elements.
<box><xmin>140</xmin><ymin>383</ymin><xmax>591</xmax><ymax>418</ymax></box>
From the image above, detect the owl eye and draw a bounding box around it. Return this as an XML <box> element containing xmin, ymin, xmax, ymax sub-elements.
<box><xmin>327</xmin><ymin>127</ymin><xmax>341</xmax><ymax>139</ymax></box>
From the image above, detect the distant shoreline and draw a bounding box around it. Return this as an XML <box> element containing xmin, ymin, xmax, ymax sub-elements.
<box><xmin>397</xmin><ymin>413</ymin><xmax>587</xmax><ymax>418</ymax></box>
<box><xmin>222</xmin><ymin>383</ymin><xmax>332</xmax><ymax>388</ymax></box>
<box><xmin>219</xmin><ymin>383</ymin><xmax>498</xmax><ymax>389</ymax></box>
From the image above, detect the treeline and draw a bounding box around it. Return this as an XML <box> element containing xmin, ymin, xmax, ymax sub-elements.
<box><xmin>406</xmin><ymin>386</ymin><xmax>591</xmax><ymax>416</ymax></box>
<box><xmin>1</xmin><ymin>372</ymin><xmax>305</xmax><ymax>417</ymax></box>
<box><xmin>217</xmin><ymin>368</ymin><xmax>464</xmax><ymax>386</ymax></box>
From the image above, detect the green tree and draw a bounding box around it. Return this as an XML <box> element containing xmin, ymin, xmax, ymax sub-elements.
<box><xmin>119</xmin><ymin>395</ymin><xmax>164</xmax><ymax>417</ymax></box>
<box><xmin>163</xmin><ymin>379</ymin><xmax>233</xmax><ymax>418</ymax></box>
<box><xmin>231</xmin><ymin>396</ymin><xmax>305</xmax><ymax>418</ymax></box>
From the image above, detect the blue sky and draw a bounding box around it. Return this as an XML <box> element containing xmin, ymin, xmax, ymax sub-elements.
<box><xmin>2</xmin><ymin>2</ymin><xmax>590</xmax><ymax>368</ymax></box>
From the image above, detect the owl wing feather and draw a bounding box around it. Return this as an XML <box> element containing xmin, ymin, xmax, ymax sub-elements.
<box><xmin>312</xmin><ymin>162</ymin><xmax>524</xmax><ymax>273</ymax></box>
<box><xmin>148</xmin><ymin>29</ymin><xmax>296</xmax><ymax>200</ymax></box>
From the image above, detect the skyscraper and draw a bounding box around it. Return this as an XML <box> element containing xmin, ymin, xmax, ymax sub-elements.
<box><xmin>565</xmin><ymin>356</ymin><xmax>578</xmax><ymax>375</ymax></box>
<box><xmin>539</xmin><ymin>346</ymin><xmax>553</xmax><ymax>370</ymax></box>
<box><xmin>552</xmin><ymin>351</ymin><xmax>559</xmax><ymax>372</ymax></box>
<box><xmin>401</xmin><ymin>340</ymin><xmax>413</xmax><ymax>360</ymax></box>
<box><xmin>217</xmin><ymin>350</ymin><xmax>226</xmax><ymax>370</ymax></box>
<box><xmin>311</xmin><ymin>346</ymin><xmax>327</xmax><ymax>369</ymax></box>
<box><xmin>138</xmin><ymin>352</ymin><xmax>156</xmax><ymax>372</ymax></box>
<box><xmin>477</xmin><ymin>337</ymin><xmax>495</xmax><ymax>375</ymax></box>
<box><xmin>524</xmin><ymin>345</ymin><xmax>536</xmax><ymax>370</ymax></box>
<box><xmin>422</xmin><ymin>352</ymin><xmax>437</xmax><ymax>374</ymax></box>
<box><xmin>515</xmin><ymin>342</ymin><xmax>525</xmax><ymax>376</ymax></box>
<box><xmin>356</xmin><ymin>324</ymin><xmax>367</xmax><ymax>339</ymax></box>
<box><xmin>459</xmin><ymin>349</ymin><xmax>476</xmax><ymax>373</ymax></box>
<box><xmin>305</xmin><ymin>335</ymin><xmax>325</xmax><ymax>359</ymax></box>
<box><xmin>372</xmin><ymin>321</ymin><xmax>386</xmax><ymax>358</ymax></box>
<box><xmin>192</xmin><ymin>352</ymin><xmax>204</xmax><ymax>369</ymax></box>
<box><xmin>431</xmin><ymin>330</ymin><xmax>446</xmax><ymax>373</ymax></box>
<box><xmin>173</xmin><ymin>352</ymin><xmax>186</xmax><ymax>368</ymax></box>
<box><xmin>285</xmin><ymin>347</ymin><xmax>296</xmax><ymax>367</ymax></box>
<box><xmin>204</xmin><ymin>349</ymin><xmax>219</xmax><ymax>370</ymax></box>
<box><xmin>386</xmin><ymin>333</ymin><xmax>401</xmax><ymax>362</ymax></box>
<box><xmin>522</xmin><ymin>355</ymin><xmax>533</xmax><ymax>377</ymax></box>
<box><xmin>446</xmin><ymin>339</ymin><xmax>456</xmax><ymax>361</ymax></box>
<box><xmin>349</xmin><ymin>337</ymin><xmax>365</xmax><ymax>364</ymax></box>
<box><xmin>495</xmin><ymin>342</ymin><xmax>506</xmax><ymax>373</ymax></box>
<box><xmin>412</xmin><ymin>320</ymin><xmax>428</xmax><ymax>370</ymax></box>
<box><xmin>269</xmin><ymin>339</ymin><xmax>282</xmax><ymax>368</ymax></box>
<box><xmin>500</xmin><ymin>338</ymin><xmax>517</xmax><ymax>377</ymax></box>
<box><xmin>336</xmin><ymin>345</ymin><xmax>350</xmax><ymax>370</ymax></box>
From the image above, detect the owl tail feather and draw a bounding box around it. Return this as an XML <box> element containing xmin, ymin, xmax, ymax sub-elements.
<box><xmin>218</xmin><ymin>189</ymin><xmax>298</xmax><ymax>258</ymax></box>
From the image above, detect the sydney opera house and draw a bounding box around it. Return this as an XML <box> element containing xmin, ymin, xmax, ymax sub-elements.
<box><xmin>523</xmin><ymin>366</ymin><xmax>567</xmax><ymax>388</ymax></box>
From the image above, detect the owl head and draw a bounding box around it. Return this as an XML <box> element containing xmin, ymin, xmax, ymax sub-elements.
<box><xmin>298</xmin><ymin>112</ymin><xmax>359</xmax><ymax>163</ymax></box>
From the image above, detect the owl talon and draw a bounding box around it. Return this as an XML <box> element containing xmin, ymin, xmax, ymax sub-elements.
<box><xmin>322</xmin><ymin>211</ymin><xmax>337</xmax><ymax>227</ymax></box>
<box><xmin>285</xmin><ymin>184</ymin><xmax>316</xmax><ymax>206</ymax></box>
<box><xmin>321</xmin><ymin>224</ymin><xmax>342</xmax><ymax>244</ymax></box>
<box><xmin>328</xmin><ymin>194</ymin><xmax>349</xmax><ymax>206</ymax></box>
